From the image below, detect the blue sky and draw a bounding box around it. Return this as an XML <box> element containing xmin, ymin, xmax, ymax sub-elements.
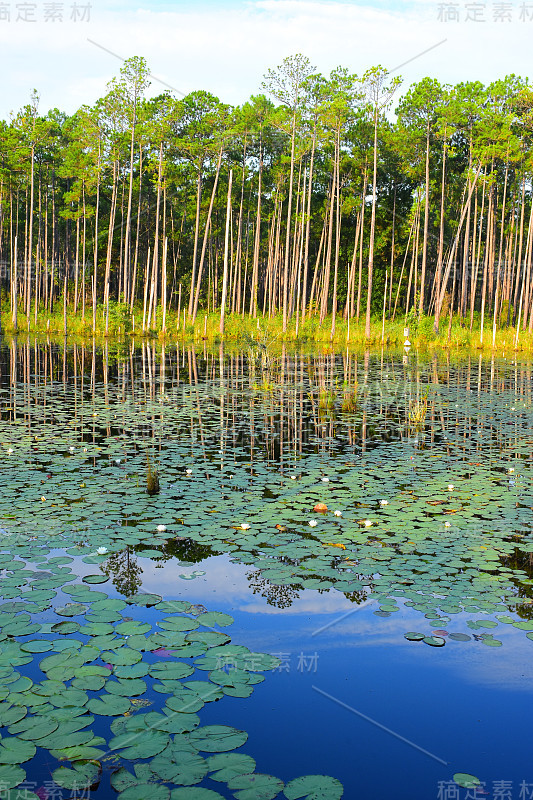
<box><xmin>1</xmin><ymin>0</ymin><xmax>530</xmax><ymax>119</ymax></box>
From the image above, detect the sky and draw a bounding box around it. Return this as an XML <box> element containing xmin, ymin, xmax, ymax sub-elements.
<box><xmin>1</xmin><ymin>0</ymin><xmax>531</xmax><ymax>119</ymax></box>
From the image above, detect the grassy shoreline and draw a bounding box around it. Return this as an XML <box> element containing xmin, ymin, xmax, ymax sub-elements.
<box><xmin>1</xmin><ymin>306</ymin><xmax>532</xmax><ymax>354</ymax></box>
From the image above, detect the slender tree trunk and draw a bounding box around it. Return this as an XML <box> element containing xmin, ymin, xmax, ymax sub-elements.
<box><xmin>220</xmin><ymin>170</ymin><xmax>233</xmax><ymax>335</ymax></box>
<box><xmin>365</xmin><ymin>108</ymin><xmax>379</xmax><ymax>339</ymax></box>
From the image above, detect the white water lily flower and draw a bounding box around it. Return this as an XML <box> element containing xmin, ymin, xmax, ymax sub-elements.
<box><xmin>444</xmin><ymin>521</ymin><xmax>451</xmax><ymax>527</ymax></box>
<box><xmin>69</xmin><ymin>446</ymin><xmax>75</xmax><ymax>453</ymax></box>
<box><xmin>334</xmin><ymin>510</ymin><xmax>343</xmax><ymax>517</ymax></box>
<box><xmin>508</xmin><ymin>468</ymin><xmax>515</xmax><ymax>473</ymax></box>
<box><xmin>186</xmin><ymin>469</ymin><xmax>193</xmax><ymax>475</ymax></box>
<box><xmin>97</xmin><ymin>547</ymin><xmax>108</xmax><ymax>555</ymax></box>
<box><xmin>321</xmin><ymin>477</ymin><xmax>330</xmax><ymax>483</ymax></box>
<box><xmin>379</xmin><ymin>500</ymin><xmax>388</xmax><ymax>506</ymax></box>
<box><xmin>448</xmin><ymin>484</ymin><xmax>454</xmax><ymax>491</ymax></box>
<box><xmin>290</xmin><ymin>475</ymin><xmax>296</xmax><ymax>480</ymax></box>
<box><xmin>364</xmin><ymin>519</ymin><xmax>373</xmax><ymax>527</ymax></box>
<box><xmin>115</xmin><ymin>459</ymin><xmax>121</xmax><ymax>464</ymax></box>
<box><xmin>240</xmin><ymin>523</ymin><xmax>251</xmax><ymax>530</ymax></box>
<box><xmin>157</xmin><ymin>525</ymin><xmax>167</xmax><ymax>532</ymax></box>
<box><xmin>308</xmin><ymin>519</ymin><xmax>318</xmax><ymax>527</ymax></box>
<box><xmin>6</xmin><ymin>448</ymin><xmax>13</xmax><ymax>455</ymax></box>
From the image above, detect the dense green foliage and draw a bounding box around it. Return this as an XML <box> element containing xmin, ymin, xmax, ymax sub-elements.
<box><xmin>1</xmin><ymin>56</ymin><xmax>533</xmax><ymax>340</ymax></box>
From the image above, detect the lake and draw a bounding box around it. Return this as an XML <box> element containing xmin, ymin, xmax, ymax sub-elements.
<box><xmin>0</xmin><ymin>339</ymin><xmax>532</xmax><ymax>800</ymax></box>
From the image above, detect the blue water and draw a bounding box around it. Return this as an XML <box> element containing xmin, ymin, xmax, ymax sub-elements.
<box><xmin>114</xmin><ymin>553</ymin><xmax>533</xmax><ymax>800</ymax></box>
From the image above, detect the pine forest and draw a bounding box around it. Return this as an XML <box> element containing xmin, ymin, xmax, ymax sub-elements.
<box><xmin>1</xmin><ymin>54</ymin><xmax>533</xmax><ymax>346</ymax></box>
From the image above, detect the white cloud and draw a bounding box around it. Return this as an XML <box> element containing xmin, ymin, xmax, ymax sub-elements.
<box><xmin>1</xmin><ymin>0</ymin><xmax>531</xmax><ymax>119</ymax></box>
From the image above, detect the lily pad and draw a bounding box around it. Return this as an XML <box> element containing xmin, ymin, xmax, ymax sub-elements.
<box><xmin>82</xmin><ymin>574</ymin><xmax>109</xmax><ymax>584</ymax></box>
<box><xmin>169</xmin><ymin>790</ymin><xmax>224</xmax><ymax>800</ymax></box>
<box><xmin>453</xmin><ymin>773</ymin><xmax>481</xmax><ymax>789</ymax></box>
<box><xmin>110</xmin><ymin>729</ymin><xmax>170</xmax><ymax>760</ymax></box>
<box><xmin>228</xmin><ymin>773</ymin><xmax>285</xmax><ymax>800</ymax></box>
<box><xmin>189</xmin><ymin>725</ymin><xmax>248</xmax><ymax>753</ymax></box>
<box><xmin>0</xmin><ymin>763</ymin><xmax>26</xmax><ymax>789</ymax></box>
<box><xmin>118</xmin><ymin>787</ymin><xmax>170</xmax><ymax>800</ymax></box>
<box><xmin>151</xmin><ymin>748</ymin><xmax>208</xmax><ymax>784</ymax></box>
<box><xmin>52</xmin><ymin>761</ymin><xmax>100</xmax><ymax>790</ymax></box>
<box><xmin>207</xmin><ymin>753</ymin><xmax>257</xmax><ymax>782</ymax></box>
<box><xmin>284</xmin><ymin>775</ymin><xmax>344</xmax><ymax>799</ymax></box>
<box><xmin>0</xmin><ymin>737</ymin><xmax>36</xmax><ymax>764</ymax></box>
<box><xmin>87</xmin><ymin>695</ymin><xmax>131</xmax><ymax>716</ymax></box>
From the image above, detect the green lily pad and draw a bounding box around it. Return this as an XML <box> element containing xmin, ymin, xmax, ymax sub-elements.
<box><xmin>0</xmin><ymin>736</ymin><xmax>36</xmax><ymax>763</ymax></box>
<box><xmin>453</xmin><ymin>773</ymin><xmax>481</xmax><ymax>789</ymax></box>
<box><xmin>189</xmin><ymin>725</ymin><xmax>248</xmax><ymax>753</ymax></box>
<box><xmin>0</xmin><ymin>763</ymin><xmax>26</xmax><ymax>789</ymax></box>
<box><xmin>284</xmin><ymin>775</ymin><xmax>344</xmax><ymax>799</ymax></box>
<box><xmin>101</xmin><ymin>648</ymin><xmax>142</xmax><ymax>666</ymax></box>
<box><xmin>169</xmin><ymin>790</ymin><xmax>224</xmax><ymax>800</ymax></box>
<box><xmin>423</xmin><ymin>636</ymin><xmax>445</xmax><ymax>647</ymax></box>
<box><xmin>51</xmin><ymin>620</ymin><xmax>81</xmax><ymax>634</ymax></box>
<box><xmin>82</xmin><ymin>574</ymin><xmax>109</xmax><ymax>584</ymax></box>
<box><xmin>8</xmin><ymin>716</ymin><xmax>59</xmax><ymax>741</ymax></box>
<box><xmin>151</xmin><ymin>748</ymin><xmax>208</xmax><ymax>784</ymax></box>
<box><xmin>106</xmin><ymin>678</ymin><xmax>147</xmax><ymax>697</ymax></box>
<box><xmin>126</xmin><ymin>593</ymin><xmax>162</xmax><ymax>606</ymax></box>
<box><xmin>196</xmin><ymin>612</ymin><xmax>234</xmax><ymax>627</ymax></box>
<box><xmin>52</xmin><ymin>761</ymin><xmax>100</xmax><ymax>789</ymax></box>
<box><xmin>55</xmin><ymin>603</ymin><xmax>87</xmax><ymax>616</ymax></box>
<box><xmin>118</xmin><ymin>786</ymin><xmax>170</xmax><ymax>800</ymax></box>
<box><xmin>87</xmin><ymin>695</ymin><xmax>131</xmax><ymax>716</ymax></box>
<box><xmin>228</xmin><ymin>773</ymin><xmax>285</xmax><ymax>800</ymax></box>
<box><xmin>20</xmin><ymin>640</ymin><xmax>53</xmax><ymax>653</ymax></box>
<box><xmin>110</xmin><ymin>729</ymin><xmax>170</xmax><ymax>760</ymax></box>
<box><xmin>207</xmin><ymin>753</ymin><xmax>257</xmax><ymax>782</ymax></box>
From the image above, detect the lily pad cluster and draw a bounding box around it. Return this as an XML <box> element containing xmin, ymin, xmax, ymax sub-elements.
<box><xmin>0</xmin><ymin>549</ymin><xmax>343</xmax><ymax>798</ymax></box>
<box><xmin>1</xmin><ymin>345</ymin><xmax>532</xmax><ymax>796</ymax></box>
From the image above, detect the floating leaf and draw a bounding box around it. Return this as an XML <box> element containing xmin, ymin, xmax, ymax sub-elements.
<box><xmin>55</xmin><ymin>603</ymin><xmax>87</xmax><ymax>616</ymax></box>
<box><xmin>189</xmin><ymin>725</ymin><xmax>248</xmax><ymax>753</ymax></box>
<box><xmin>0</xmin><ymin>737</ymin><xmax>36</xmax><ymax>764</ymax></box>
<box><xmin>422</xmin><ymin>636</ymin><xmax>445</xmax><ymax>647</ymax></box>
<box><xmin>169</xmin><ymin>790</ymin><xmax>224</xmax><ymax>800</ymax></box>
<box><xmin>284</xmin><ymin>775</ymin><xmax>344</xmax><ymax>800</ymax></box>
<box><xmin>118</xmin><ymin>786</ymin><xmax>170</xmax><ymax>800</ymax></box>
<box><xmin>110</xmin><ymin>729</ymin><xmax>169</xmax><ymax>760</ymax></box>
<box><xmin>0</xmin><ymin>763</ymin><xmax>26</xmax><ymax>789</ymax></box>
<box><xmin>196</xmin><ymin>611</ymin><xmax>234</xmax><ymax>628</ymax></box>
<box><xmin>228</xmin><ymin>772</ymin><xmax>285</xmax><ymax>800</ymax></box>
<box><xmin>207</xmin><ymin>753</ymin><xmax>257</xmax><ymax>782</ymax></box>
<box><xmin>151</xmin><ymin>747</ymin><xmax>208</xmax><ymax>784</ymax></box>
<box><xmin>87</xmin><ymin>695</ymin><xmax>131</xmax><ymax>716</ymax></box>
<box><xmin>453</xmin><ymin>773</ymin><xmax>481</xmax><ymax>789</ymax></box>
<box><xmin>52</xmin><ymin>762</ymin><xmax>100</xmax><ymax>790</ymax></box>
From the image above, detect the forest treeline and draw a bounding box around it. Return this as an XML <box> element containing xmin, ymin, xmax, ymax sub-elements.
<box><xmin>1</xmin><ymin>54</ymin><xmax>533</xmax><ymax>340</ymax></box>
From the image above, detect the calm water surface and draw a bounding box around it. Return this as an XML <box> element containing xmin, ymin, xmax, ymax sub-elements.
<box><xmin>1</xmin><ymin>340</ymin><xmax>533</xmax><ymax>800</ymax></box>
